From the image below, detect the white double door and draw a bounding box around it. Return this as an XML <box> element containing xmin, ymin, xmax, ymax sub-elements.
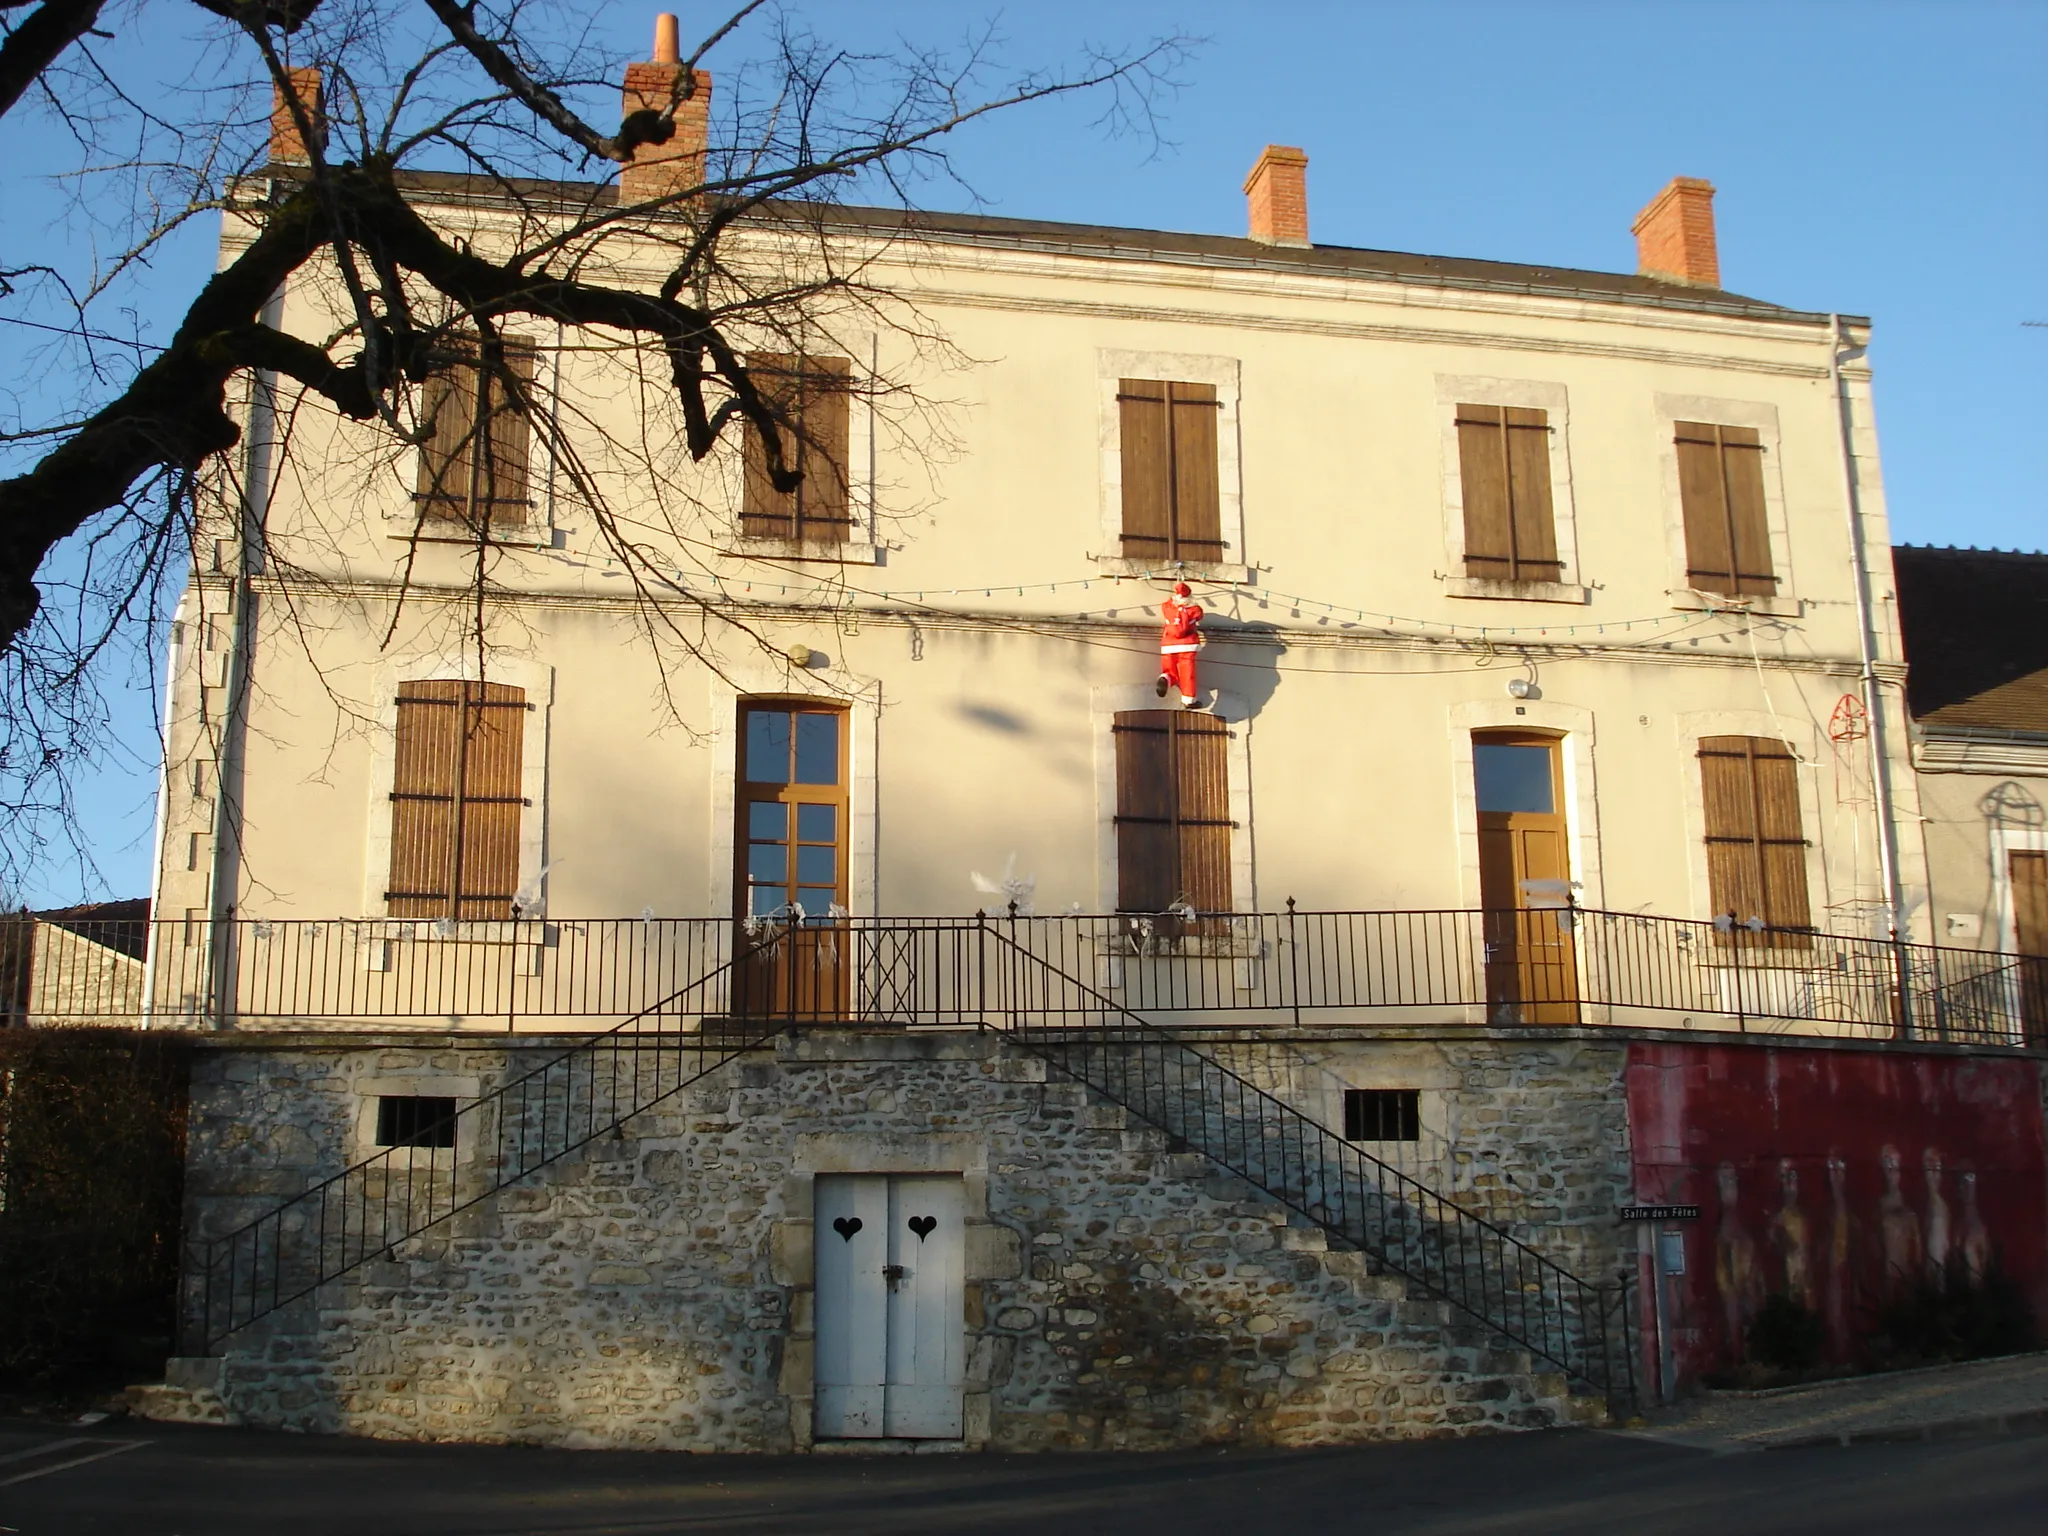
<box><xmin>814</xmin><ymin>1174</ymin><xmax>965</xmax><ymax>1439</ymax></box>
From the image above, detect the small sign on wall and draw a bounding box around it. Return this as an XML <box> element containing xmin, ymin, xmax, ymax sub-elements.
<box><xmin>1618</xmin><ymin>1204</ymin><xmax>1701</xmax><ymax>1222</ymax></box>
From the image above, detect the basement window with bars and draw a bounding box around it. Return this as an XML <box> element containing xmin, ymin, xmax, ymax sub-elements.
<box><xmin>376</xmin><ymin>1095</ymin><xmax>457</xmax><ymax>1149</ymax></box>
<box><xmin>1343</xmin><ymin>1089</ymin><xmax>1420</xmax><ymax>1143</ymax></box>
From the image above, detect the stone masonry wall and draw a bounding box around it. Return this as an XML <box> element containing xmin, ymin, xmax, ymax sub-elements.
<box><xmin>181</xmin><ymin>1028</ymin><xmax>1633</xmax><ymax>1451</ymax></box>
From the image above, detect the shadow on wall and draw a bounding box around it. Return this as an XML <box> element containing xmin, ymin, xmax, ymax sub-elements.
<box><xmin>1200</xmin><ymin>620</ymin><xmax>1285</xmax><ymax>723</ymax></box>
<box><xmin>1626</xmin><ymin>1042</ymin><xmax>2048</xmax><ymax>1390</ymax></box>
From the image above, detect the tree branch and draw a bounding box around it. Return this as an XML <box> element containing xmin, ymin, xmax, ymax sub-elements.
<box><xmin>0</xmin><ymin>0</ymin><xmax>104</xmax><ymax>120</ymax></box>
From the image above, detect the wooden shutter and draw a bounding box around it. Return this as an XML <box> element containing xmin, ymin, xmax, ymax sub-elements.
<box><xmin>1698</xmin><ymin>735</ymin><xmax>1811</xmax><ymax>944</ymax></box>
<box><xmin>1113</xmin><ymin>711</ymin><xmax>1175</xmax><ymax>912</ymax></box>
<box><xmin>1170</xmin><ymin>384</ymin><xmax>1224</xmax><ymax>559</ymax></box>
<box><xmin>1174</xmin><ymin>711</ymin><xmax>1232</xmax><ymax>914</ymax></box>
<box><xmin>1677</xmin><ymin>422</ymin><xmax>1776</xmax><ymax>597</ymax></box>
<box><xmin>742</xmin><ymin>352</ymin><xmax>852</xmax><ymax>543</ymax></box>
<box><xmin>414</xmin><ymin>336</ymin><xmax>536</xmax><ymax>528</ymax></box>
<box><xmin>386</xmin><ymin>681</ymin><xmax>526</xmax><ymax>919</ymax></box>
<box><xmin>456</xmin><ymin>685</ymin><xmax>526</xmax><ymax>918</ymax></box>
<box><xmin>1112</xmin><ymin>710</ymin><xmax>1232</xmax><ymax>918</ymax></box>
<box><xmin>478</xmin><ymin>339</ymin><xmax>537</xmax><ymax>525</ymax></box>
<box><xmin>415</xmin><ymin>353</ymin><xmax>479</xmax><ymax>521</ymax></box>
<box><xmin>1119</xmin><ymin>379</ymin><xmax>1222</xmax><ymax>563</ymax></box>
<box><xmin>1118</xmin><ymin>380</ymin><xmax>1172</xmax><ymax>563</ymax></box>
<box><xmin>1455</xmin><ymin>404</ymin><xmax>1559</xmax><ymax>582</ymax></box>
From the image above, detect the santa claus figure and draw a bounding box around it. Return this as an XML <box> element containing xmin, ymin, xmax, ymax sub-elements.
<box><xmin>1156</xmin><ymin>582</ymin><xmax>1204</xmax><ymax>708</ymax></box>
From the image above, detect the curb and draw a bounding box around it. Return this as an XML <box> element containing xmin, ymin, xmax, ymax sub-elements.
<box><xmin>1762</xmin><ymin>1406</ymin><xmax>2048</xmax><ymax>1450</ymax></box>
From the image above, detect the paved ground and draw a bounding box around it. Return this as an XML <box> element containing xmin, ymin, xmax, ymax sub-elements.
<box><xmin>2</xmin><ymin>1418</ymin><xmax>2045</xmax><ymax>1536</ymax></box>
<box><xmin>1628</xmin><ymin>1351</ymin><xmax>2048</xmax><ymax>1452</ymax></box>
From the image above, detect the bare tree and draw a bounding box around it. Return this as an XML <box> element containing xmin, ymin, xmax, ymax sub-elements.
<box><xmin>0</xmin><ymin>0</ymin><xmax>1188</xmax><ymax>887</ymax></box>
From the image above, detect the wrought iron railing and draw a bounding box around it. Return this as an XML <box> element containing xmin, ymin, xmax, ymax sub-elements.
<box><xmin>189</xmin><ymin>931</ymin><xmax>790</xmax><ymax>1353</ymax></box>
<box><xmin>977</xmin><ymin>927</ymin><xmax>1637</xmax><ymax>1411</ymax></box>
<box><xmin>13</xmin><ymin>906</ymin><xmax>2045</xmax><ymax>1048</ymax></box>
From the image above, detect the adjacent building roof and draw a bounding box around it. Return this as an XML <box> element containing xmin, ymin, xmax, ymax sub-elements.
<box><xmin>1894</xmin><ymin>545</ymin><xmax>2048</xmax><ymax>735</ymax></box>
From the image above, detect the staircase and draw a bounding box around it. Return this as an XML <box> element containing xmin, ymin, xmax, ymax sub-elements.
<box><xmin>982</xmin><ymin>928</ymin><xmax>1637</xmax><ymax>1416</ymax></box>
<box><xmin>188</xmin><ymin>933</ymin><xmax>792</xmax><ymax>1353</ymax></box>
<box><xmin>183</xmin><ymin>918</ymin><xmax>1634</xmax><ymax>1425</ymax></box>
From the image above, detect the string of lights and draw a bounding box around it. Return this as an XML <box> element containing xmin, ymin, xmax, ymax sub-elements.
<box><xmin>637</xmin><ymin>566</ymin><xmax>1745</xmax><ymax>645</ymax></box>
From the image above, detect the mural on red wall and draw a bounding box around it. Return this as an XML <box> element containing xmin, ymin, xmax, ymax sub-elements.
<box><xmin>1626</xmin><ymin>1043</ymin><xmax>2047</xmax><ymax>1387</ymax></box>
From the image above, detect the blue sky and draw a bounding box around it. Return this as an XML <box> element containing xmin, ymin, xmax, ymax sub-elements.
<box><xmin>5</xmin><ymin>0</ymin><xmax>2043</xmax><ymax>904</ymax></box>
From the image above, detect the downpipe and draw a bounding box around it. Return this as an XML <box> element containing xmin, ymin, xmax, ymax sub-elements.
<box><xmin>1828</xmin><ymin>315</ymin><xmax>1913</xmax><ymax>1033</ymax></box>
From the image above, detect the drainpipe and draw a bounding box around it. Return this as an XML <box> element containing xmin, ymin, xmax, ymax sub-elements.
<box><xmin>1828</xmin><ymin>315</ymin><xmax>1912</xmax><ymax>1023</ymax></box>
<box><xmin>204</xmin><ymin>289</ymin><xmax>284</xmax><ymax>1025</ymax></box>
<box><xmin>137</xmin><ymin>597</ymin><xmax>188</xmax><ymax>1028</ymax></box>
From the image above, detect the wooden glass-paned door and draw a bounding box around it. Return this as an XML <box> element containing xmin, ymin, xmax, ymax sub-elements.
<box><xmin>1474</xmin><ymin>731</ymin><xmax>1579</xmax><ymax>1024</ymax></box>
<box><xmin>735</xmin><ymin>702</ymin><xmax>847</xmax><ymax>1019</ymax></box>
<box><xmin>2013</xmin><ymin>849</ymin><xmax>2048</xmax><ymax>1047</ymax></box>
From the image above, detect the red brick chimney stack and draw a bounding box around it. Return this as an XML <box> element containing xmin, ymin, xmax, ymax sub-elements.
<box><xmin>269</xmin><ymin>66</ymin><xmax>325</xmax><ymax>165</ymax></box>
<box><xmin>619</xmin><ymin>12</ymin><xmax>711</xmax><ymax>206</ymax></box>
<box><xmin>1631</xmin><ymin>177</ymin><xmax>1720</xmax><ymax>288</ymax></box>
<box><xmin>1243</xmin><ymin>144</ymin><xmax>1310</xmax><ymax>247</ymax></box>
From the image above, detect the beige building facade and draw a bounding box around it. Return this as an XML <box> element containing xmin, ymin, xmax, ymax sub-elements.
<box><xmin>145</xmin><ymin>151</ymin><xmax>1931</xmax><ymax>1003</ymax></box>
<box><xmin>117</xmin><ymin>46</ymin><xmax>2048</xmax><ymax>1452</ymax></box>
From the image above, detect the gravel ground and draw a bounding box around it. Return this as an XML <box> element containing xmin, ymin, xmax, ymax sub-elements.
<box><xmin>1625</xmin><ymin>1352</ymin><xmax>2048</xmax><ymax>1451</ymax></box>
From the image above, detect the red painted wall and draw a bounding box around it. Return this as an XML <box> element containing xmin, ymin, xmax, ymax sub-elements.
<box><xmin>1626</xmin><ymin>1043</ymin><xmax>2048</xmax><ymax>1389</ymax></box>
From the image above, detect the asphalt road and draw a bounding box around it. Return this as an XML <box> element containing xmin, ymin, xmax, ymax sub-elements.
<box><xmin>2</xmin><ymin>1420</ymin><xmax>2043</xmax><ymax>1535</ymax></box>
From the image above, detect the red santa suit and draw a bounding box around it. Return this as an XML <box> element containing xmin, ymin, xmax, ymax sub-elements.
<box><xmin>1156</xmin><ymin>583</ymin><xmax>1204</xmax><ymax>707</ymax></box>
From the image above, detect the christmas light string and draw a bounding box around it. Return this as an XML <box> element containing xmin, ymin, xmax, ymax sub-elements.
<box><xmin>651</xmin><ymin>567</ymin><xmax>1734</xmax><ymax>647</ymax></box>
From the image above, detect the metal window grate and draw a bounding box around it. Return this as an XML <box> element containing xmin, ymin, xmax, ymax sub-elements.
<box><xmin>376</xmin><ymin>1095</ymin><xmax>457</xmax><ymax>1149</ymax></box>
<box><xmin>1343</xmin><ymin>1088</ymin><xmax>1420</xmax><ymax>1142</ymax></box>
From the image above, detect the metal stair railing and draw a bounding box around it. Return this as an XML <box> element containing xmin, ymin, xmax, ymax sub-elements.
<box><xmin>190</xmin><ymin>927</ymin><xmax>796</xmax><ymax>1354</ymax></box>
<box><xmin>981</xmin><ymin>925</ymin><xmax>1637</xmax><ymax>1414</ymax></box>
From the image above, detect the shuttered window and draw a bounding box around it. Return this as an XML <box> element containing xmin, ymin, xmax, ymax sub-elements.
<box><xmin>386</xmin><ymin>681</ymin><xmax>527</xmax><ymax>920</ymax></box>
<box><xmin>1698</xmin><ymin>735</ymin><xmax>1811</xmax><ymax>944</ymax></box>
<box><xmin>1676</xmin><ymin>422</ymin><xmax>1775</xmax><ymax>597</ymax></box>
<box><xmin>1455</xmin><ymin>404</ymin><xmax>1561</xmax><ymax>583</ymax></box>
<box><xmin>1112</xmin><ymin>710</ymin><xmax>1232</xmax><ymax>918</ymax></box>
<box><xmin>414</xmin><ymin>336</ymin><xmax>538</xmax><ymax>527</ymax></box>
<box><xmin>1118</xmin><ymin>379</ymin><xmax>1223</xmax><ymax>564</ymax></box>
<box><xmin>742</xmin><ymin>353</ymin><xmax>852</xmax><ymax>543</ymax></box>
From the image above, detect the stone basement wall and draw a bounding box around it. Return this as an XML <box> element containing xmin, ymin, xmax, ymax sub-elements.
<box><xmin>179</xmin><ymin>1028</ymin><xmax>1633</xmax><ymax>1452</ymax></box>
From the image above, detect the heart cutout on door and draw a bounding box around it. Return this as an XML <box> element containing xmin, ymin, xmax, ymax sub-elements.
<box><xmin>908</xmin><ymin>1215</ymin><xmax>937</xmax><ymax>1241</ymax></box>
<box><xmin>832</xmin><ymin>1216</ymin><xmax>862</xmax><ymax>1242</ymax></box>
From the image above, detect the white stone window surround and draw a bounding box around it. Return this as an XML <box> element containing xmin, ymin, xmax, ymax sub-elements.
<box><xmin>383</xmin><ymin>322</ymin><xmax>563</xmax><ymax>549</ymax></box>
<box><xmin>350</xmin><ymin>1073</ymin><xmax>484</xmax><ymax>1165</ymax></box>
<box><xmin>1094</xmin><ymin>348</ymin><xmax>1252</xmax><ymax>584</ymax></box>
<box><xmin>360</xmin><ymin>652</ymin><xmax>554</xmax><ymax>923</ymax></box>
<box><xmin>1653</xmin><ymin>392</ymin><xmax>1803</xmax><ymax>620</ymax></box>
<box><xmin>1671</xmin><ymin>709</ymin><xmax>1831</xmax><ymax>927</ymax></box>
<box><xmin>1089</xmin><ymin>684</ymin><xmax>1257</xmax><ymax>917</ymax></box>
<box><xmin>1990</xmin><ymin>822</ymin><xmax>2048</xmax><ymax>961</ymax></box>
<box><xmin>728</xmin><ymin>331</ymin><xmax>883</xmax><ymax>566</ymax></box>
<box><xmin>1435</xmin><ymin>375</ymin><xmax>1589</xmax><ymax>606</ymax></box>
<box><xmin>707</xmin><ymin>660</ymin><xmax>882</xmax><ymax>922</ymax></box>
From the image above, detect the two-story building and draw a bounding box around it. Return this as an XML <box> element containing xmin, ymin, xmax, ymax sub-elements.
<box><xmin>110</xmin><ymin>27</ymin><xmax>2046</xmax><ymax>1450</ymax></box>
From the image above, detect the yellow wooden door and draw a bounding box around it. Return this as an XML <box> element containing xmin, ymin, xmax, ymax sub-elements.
<box><xmin>1475</xmin><ymin>732</ymin><xmax>1579</xmax><ymax>1024</ymax></box>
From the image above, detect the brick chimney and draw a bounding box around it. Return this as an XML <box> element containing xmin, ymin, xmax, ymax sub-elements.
<box><xmin>269</xmin><ymin>66</ymin><xmax>325</xmax><ymax>165</ymax></box>
<box><xmin>1631</xmin><ymin>176</ymin><xmax>1720</xmax><ymax>288</ymax></box>
<box><xmin>1243</xmin><ymin>145</ymin><xmax>1309</xmax><ymax>248</ymax></box>
<box><xmin>619</xmin><ymin>13</ymin><xmax>711</xmax><ymax>206</ymax></box>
